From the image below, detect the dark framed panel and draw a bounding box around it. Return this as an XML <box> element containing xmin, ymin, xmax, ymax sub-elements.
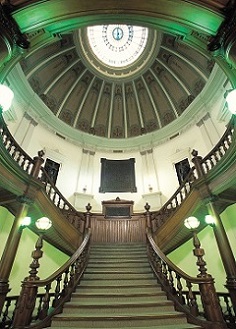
<box><xmin>99</xmin><ymin>158</ymin><xmax>137</xmax><ymax>193</ymax></box>
<box><xmin>102</xmin><ymin>197</ymin><xmax>134</xmax><ymax>219</ymax></box>
<box><xmin>175</xmin><ymin>158</ymin><xmax>190</xmax><ymax>184</ymax></box>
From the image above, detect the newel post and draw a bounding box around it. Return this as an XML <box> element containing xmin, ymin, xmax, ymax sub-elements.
<box><xmin>30</xmin><ymin>150</ymin><xmax>45</xmax><ymax>178</ymax></box>
<box><xmin>191</xmin><ymin>149</ymin><xmax>205</xmax><ymax>179</ymax></box>
<box><xmin>192</xmin><ymin>231</ymin><xmax>227</xmax><ymax>328</ymax></box>
<box><xmin>12</xmin><ymin>234</ymin><xmax>44</xmax><ymax>327</ymax></box>
<box><xmin>85</xmin><ymin>203</ymin><xmax>92</xmax><ymax>230</ymax></box>
<box><xmin>144</xmin><ymin>202</ymin><xmax>151</xmax><ymax>229</ymax></box>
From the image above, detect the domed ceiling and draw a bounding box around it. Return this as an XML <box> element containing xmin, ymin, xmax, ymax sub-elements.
<box><xmin>19</xmin><ymin>25</ymin><xmax>215</xmax><ymax>140</ymax></box>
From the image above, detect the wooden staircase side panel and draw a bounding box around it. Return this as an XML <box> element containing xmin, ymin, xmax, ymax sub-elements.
<box><xmin>153</xmin><ymin>188</ymin><xmax>208</xmax><ymax>254</ymax></box>
<box><xmin>90</xmin><ymin>215</ymin><xmax>146</xmax><ymax>243</ymax></box>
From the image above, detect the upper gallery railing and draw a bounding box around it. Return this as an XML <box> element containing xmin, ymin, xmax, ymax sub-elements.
<box><xmin>150</xmin><ymin>116</ymin><xmax>235</xmax><ymax>232</ymax></box>
<box><xmin>0</xmin><ymin>114</ymin><xmax>85</xmax><ymax>231</ymax></box>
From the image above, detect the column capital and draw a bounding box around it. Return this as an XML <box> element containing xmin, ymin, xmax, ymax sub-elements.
<box><xmin>0</xmin><ymin>3</ymin><xmax>29</xmax><ymax>49</ymax></box>
<box><xmin>207</xmin><ymin>1</ymin><xmax>236</xmax><ymax>69</ymax></box>
<box><xmin>16</xmin><ymin>195</ymin><xmax>33</xmax><ymax>205</ymax></box>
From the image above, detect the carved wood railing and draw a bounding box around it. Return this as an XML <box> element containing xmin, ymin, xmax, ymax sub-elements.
<box><xmin>150</xmin><ymin>116</ymin><xmax>235</xmax><ymax>231</ymax></box>
<box><xmin>10</xmin><ymin>229</ymin><xmax>91</xmax><ymax>329</ymax></box>
<box><xmin>0</xmin><ymin>293</ymin><xmax>54</xmax><ymax>329</ymax></box>
<box><xmin>146</xmin><ymin>228</ymin><xmax>228</xmax><ymax>329</ymax></box>
<box><xmin>182</xmin><ymin>291</ymin><xmax>236</xmax><ymax>328</ymax></box>
<box><xmin>0</xmin><ymin>114</ymin><xmax>85</xmax><ymax>232</ymax></box>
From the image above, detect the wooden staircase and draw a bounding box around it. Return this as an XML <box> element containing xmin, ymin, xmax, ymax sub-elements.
<box><xmin>48</xmin><ymin>243</ymin><xmax>203</xmax><ymax>328</ymax></box>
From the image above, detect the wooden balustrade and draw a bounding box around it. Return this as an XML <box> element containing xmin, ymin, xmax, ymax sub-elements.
<box><xmin>11</xmin><ymin>229</ymin><xmax>91</xmax><ymax>328</ymax></box>
<box><xmin>182</xmin><ymin>291</ymin><xmax>236</xmax><ymax>328</ymax></box>
<box><xmin>150</xmin><ymin>116</ymin><xmax>235</xmax><ymax>232</ymax></box>
<box><xmin>0</xmin><ymin>116</ymin><xmax>34</xmax><ymax>175</ymax></box>
<box><xmin>146</xmin><ymin>229</ymin><xmax>228</xmax><ymax>329</ymax></box>
<box><xmin>0</xmin><ymin>114</ymin><xmax>86</xmax><ymax>233</ymax></box>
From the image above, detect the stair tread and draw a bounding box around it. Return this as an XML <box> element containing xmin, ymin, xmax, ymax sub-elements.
<box><xmin>72</xmin><ymin>292</ymin><xmax>165</xmax><ymax>297</ymax></box>
<box><xmin>54</xmin><ymin>311</ymin><xmax>187</xmax><ymax>319</ymax></box>
<box><xmin>49</xmin><ymin>325</ymin><xmax>201</xmax><ymax>329</ymax></box>
<box><xmin>65</xmin><ymin>300</ymin><xmax>172</xmax><ymax>307</ymax></box>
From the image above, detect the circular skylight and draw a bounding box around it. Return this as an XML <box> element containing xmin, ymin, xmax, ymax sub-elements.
<box><xmin>87</xmin><ymin>24</ymin><xmax>148</xmax><ymax>67</ymax></box>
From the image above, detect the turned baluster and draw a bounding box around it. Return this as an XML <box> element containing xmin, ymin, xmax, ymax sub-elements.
<box><xmin>186</xmin><ymin>280</ymin><xmax>199</xmax><ymax>316</ymax></box>
<box><xmin>38</xmin><ymin>283</ymin><xmax>51</xmax><ymax>320</ymax></box>
<box><xmin>52</xmin><ymin>275</ymin><xmax>62</xmax><ymax>309</ymax></box>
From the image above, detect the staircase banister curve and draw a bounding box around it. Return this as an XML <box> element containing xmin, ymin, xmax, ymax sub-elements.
<box><xmin>24</xmin><ymin>228</ymin><xmax>90</xmax><ymax>287</ymax></box>
<box><xmin>146</xmin><ymin>228</ymin><xmax>210</xmax><ymax>284</ymax></box>
<box><xmin>39</xmin><ymin>166</ymin><xmax>85</xmax><ymax>220</ymax></box>
<box><xmin>201</xmin><ymin>116</ymin><xmax>235</xmax><ymax>164</ymax></box>
<box><xmin>12</xmin><ymin>229</ymin><xmax>91</xmax><ymax>328</ymax></box>
<box><xmin>150</xmin><ymin>115</ymin><xmax>235</xmax><ymax>231</ymax></box>
<box><xmin>0</xmin><ymin>114</ymin><xmax>86</xmax><ymax>227</ymax></box>
<box><xmin>146</xmin><ymin>228</ymin><xmax>227</xmax><ymax>328</ymax></box>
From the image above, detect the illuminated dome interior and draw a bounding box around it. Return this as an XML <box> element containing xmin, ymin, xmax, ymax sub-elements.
<box><xmin>17</xmin><ymin>23</ymin><xmax>216</xmax><ymax>148</ymax></box>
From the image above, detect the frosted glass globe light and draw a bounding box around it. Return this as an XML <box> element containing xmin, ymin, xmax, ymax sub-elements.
<box><xmin>21</xmin><ymin>216</ymin><xmax>31</xmax><ymax>227</ymax></box>
<box><xmin>36</xmin><ymin>217</ymin><xmax>52</xmax><ymax>230</ymax></box>
<box><xmin>184</xmin><ymin>216</ymin><xmax>200</xmax><ymax>230</ymax></box>
<box><xmin>226</xmin><ymin>89</ymin><xmax>236</xmax><ymax>114</ymax></box>
<box><xmin>205</xmin><ymin>214</ymin><xmax>215</xmax><ymax>226</ymax></box>
<box><xmin>0</xmin><ymin>84</ymin><xmax>14</xmax><ymax>112</ymax></box>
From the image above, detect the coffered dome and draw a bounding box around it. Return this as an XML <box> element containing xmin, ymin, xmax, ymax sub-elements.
<box><xmin>19</xmin><ymin>24</ymin><xmax>215</xmax><ymax>147</ymax></box>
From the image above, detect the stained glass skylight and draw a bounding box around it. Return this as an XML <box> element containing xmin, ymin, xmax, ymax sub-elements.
<box><xmin>87</xmin><ymin>24</ymin><xmax>148</xmax><ymax>67</ymax></box>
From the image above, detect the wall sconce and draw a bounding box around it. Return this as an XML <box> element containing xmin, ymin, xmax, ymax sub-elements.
<box><xmin>205</xmin><ymin>214</ymin><xmax>216</xmax><ymax>226</ymax></box>
<box><xmin>0</xmin><ymin>84</ymin><xmax>14</xmax><ymax>112</ymax></box>
<box><xmin>225</xmin><ymin>89</ymin><xmax>236</xmax><ymax>114</ymax></box>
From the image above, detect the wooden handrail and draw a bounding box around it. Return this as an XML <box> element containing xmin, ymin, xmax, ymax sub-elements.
<box><xmin>146</xmin><ymin>228</ymin><xmax>227</xmax><ymax>329</ymax></box>
<box><xmin>147</xmin><ymin>229</ymin><xmax>210</xmax><ymax>284</ymax></box>
<box><xmin>0</xmin><ymin>114</ymin><xmax>85</xmax><ymax>230</ymax></box>
<box><xmin>12</xmin><ymin>229</ymin><xmax>91</xmax><ymax>328</ymax></box>
<box><xmin>150</xmin><ymin>116</ymin><xmax>235</xmax><ymax>231</ymax></box>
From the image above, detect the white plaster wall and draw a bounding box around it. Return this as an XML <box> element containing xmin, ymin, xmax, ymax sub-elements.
<box><xmin>4</xmin><ymin>94</ymin><xmax>232</xmax><ymax>213</ymax></box>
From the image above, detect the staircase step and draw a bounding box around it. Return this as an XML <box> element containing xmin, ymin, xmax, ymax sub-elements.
<box><xmin>88</xmin><ymin>258</ymin><xmax>150</xmax><ymax>269</ymax></box>
<box><xmin>62</xmin><ymin>301</ymin><xmax>175</xmax><ymax>314</ymax></box>
<box><xmin>80</xmin><ymin>278</ymin><xmax>157</xmax><ymax>286</ymax></box>
<box><xmin>84</xmin><ymin>272</ymin><xmax>154</xmax><ymax>280</ymax></box>
<box><xmin>49</xmin><ymin>324</ymin><xmax>202</xmax><ymax>329</ymax></box>
<box><xmin>89</xmin><ymin>255</ymin><xmax>147</xmax><ymax>261</ymax></box>
<box><xmin>76</xmin><ymin>285</ymin><xmax>164</xmax><ymax>294</ymax></box>
<box><xmin>51</xmin><ymin>312</ymin><xmax>192</xmax><ymax>328</ymax></box>
<box><xmin>71</xmin><ymin>293</ymin><xmax>167</xmax><ymax>303</ymax></box>
<box><xmin>91</xmin><ymin>243</ymin><xmax>146</xmax><ymax>249</ymax></box>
